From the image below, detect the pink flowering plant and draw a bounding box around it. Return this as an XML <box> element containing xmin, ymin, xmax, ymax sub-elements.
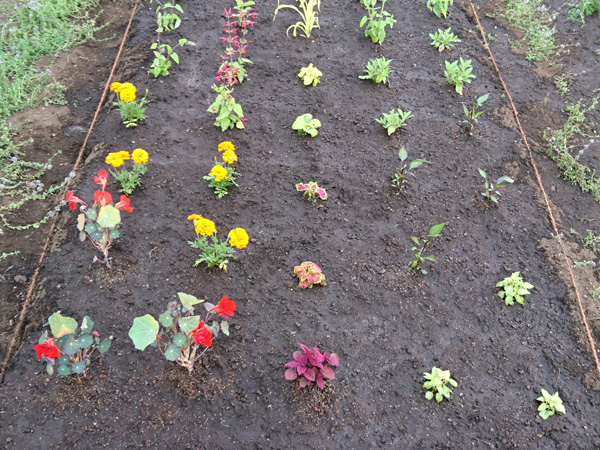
<box><xmin>35</xmin><ymin>312</ymin><xmax>112</xmax><ymax>377</ymax></box>
<box><xmin>65</xmin><ymin>169</ymin><xmax>133</xmax><ymax>267</ymax></box>
<box><xmin>296</xmin><ymin>181</ymin><xmax>327</xmax><ymax>203</ymax></box>
<box><xmin>285</xmin><ymin>343</ymin><xmax>340</xmax><ymax>389</ymax></box>
<box><xmin>128</xmin><ymin>292</ymin><xmax>236</xmax><ymax>373</ymax></box>
<box><xmin>294</xmin><ymin>261</ymin><xmax>327</xmax><ymax>288</ymax></box>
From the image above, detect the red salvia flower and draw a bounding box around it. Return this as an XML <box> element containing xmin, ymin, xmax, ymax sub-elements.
<box><xmin>190</xmin><ymin>322</ymin><xmax>212</xmax><ymax>347</ymax></box>
<box><xmin>115</xmin><ymin>195</ymin><xmax>133</xmax><ymax>213</ymax></box>
<box><xmin>34</xmin><ymin>338</ymin><xmax>61</xmax><ymax>360</ymax></box>
<box><xmin>211</xmin><ymin>296</ymin><xmax>236</xmax><ymax>319</ymax></box>
<box><xmin>94</xmin><ymin>169</ymin><xmax>108</xmax><ymax>190</ymax></box>
<box><xmin>93</xmin><ymin>190</ymin><xmax>112</xmax><ymax>206</ymax></box>
<box><xmin>65</xmin><ymin>190</ymin><xmax>82</xmax><ymax>210</ymax></box>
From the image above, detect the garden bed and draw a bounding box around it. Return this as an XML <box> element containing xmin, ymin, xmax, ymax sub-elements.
<box><xmin>1</xmin><ymin>0</ymin><xmax>599</xmax><ymax>447</ymax></box>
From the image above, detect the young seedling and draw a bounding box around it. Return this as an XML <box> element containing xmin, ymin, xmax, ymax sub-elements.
<box><xmin>410</xmin><ymin>222</ymin><xmax>446</xmax><ymax>274</ymax></box>
<box><xmin>359</xmin><ymin>56</ymin><xmax>392</xmax><ymax>85</ymax></box>
<box><xmin>376</xmin><ymin>108</ymin><xmax>413</xmax><ymax>136</ymax></box>
<box><xmin>292</xmin><ymin>113</ymin><xmax>321</xmax><ymax>136</ymax></box>
<box><xmin>423</xmin><ymin>366</ymin><xmax>457</xmax><ymax>403</ymax></box>
<box><xmin>427</xmin><ymin>0</ymin><xmax>453</xmax><ymax>19</ymax></box>
<box><xmin>496</xmin><ymin>272</ymin><xmax>534</xmax><ymax>306</ymax></box>
<box><xmin>273</xmin><ymin>0</ymin><xmax>321</xmax><ymax>38</ymax></box>
<box><xmin>149</xmin><ymin>38</ymin><xmax>195</xmax><ymax>78</ymax></box>
<box><xmin>360</xmin><ymin>0</ymin><xmax>396</xmax><ymax>45</ymax></box>
<box><xmin>156</xmin><ymin>3</ymin><xmax>184</xmax><ymax>33</ymax></box>
<box><xmin>429</xmin><ymin>27</ymin><xmax>461</xmax><ymax>52</ymax></box>
<box><xmin>479</xmin><ymin>168</ymin><xmax>513</xmax><ymax>204</ymax></box>
<box><xmin>537</xmin><ymin>389</ymin><xmax>566</xmax><ymax>419</ymax></box>
<box><xmin>392</xmin><ymin>148</ymin><xmax>431</xmax><ymax>196</ymax></box>
<box><xmin>296</xmin><ymin>181</ymin><xmax>327</xmax><ymax>202</ymax></box>
<box><xmin>463</xmin><ymin>94</ymin><xmax>489</xmax><ymax>135</ymax></box>
<box><xmin>444</xmin><ymin>57</ymin><xmax>475</xmax><ymax>95</ymax></box>
<box><xmin>293</xmin><ymin>261</ymin><xmax>326</xmax><ymax>288</ymax></box>
<box><xmin>285</xmin><ymin>343</ymin><xmax>340</xmax><ymax>389</ymax></box>
<box><xmin>298</xmin><ymin>63</ymin><xmax>322</xmax><ymax>87</ymax></box>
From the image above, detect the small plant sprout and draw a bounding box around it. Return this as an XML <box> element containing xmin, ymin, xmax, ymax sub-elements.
<box><xmin>427</xmin><ymin>0</ymin><xmax>453</xmax><ymax>19</ymax></box>
<box><xmin>203</xmin><ymin>142</ymin><xmax>240</xmax><ymax>198</ymax></box>
<box><xmin>273</xmin><ymin>0</ymin><xmax>321</xmax><ymax>38</ymax></box>
<box><xmin>463</xmin><ymin>93</ymin><xmax>489</xmax><ymax>135</ymax></box>
<box><xmin>376</xmin><ymin>108</ymin><xmax>413</xmax><ymax>136</ymax></box>
<box><xmin>35</xmin><ymin>312</ymin><xmax>111</xmax><ymax>377</ymax></box>
<box><xmin>444</xmin><ymin>57</ymin><xmax>475</xmax><ymax>95</ymax></box>
<box><xmin>128</xmin><ymin>293</ymin><xmax>235</xmax><ymax>373</ymax></box>
<box><xmin>537</xmin><ymin>389</ymin><xmax>566</xmax><ymax>419</ymax></box>
<box><xmin>294</xmin><ymin>261</ymin><xmax>326</xmax><ymax>289</ymax></box>
<box><xmin>208</xmin><ymin>85</ymin><xmax>246</xmax><ymax>131</ymax></box>
<box><xmin>392</xmin><ymin>148</ymin><xmax>432</xmax><ymax>196</ymax></box>
<box><xmin>292</xmin><ymin>113</ymin><xmax>321</xmax><ymax>137</ymax></box>
<box><xmin>109</xmin><ymin>82</ymin><xmax>150</xmax><ymax>128</ymax></box>
<box><xmin>105</xmin><ymin>148</ymin><xmax>150</xmax><ymax>195</ymax></box>
<box><xmin>497</xmin><ymin>272</ymin><xmax>534</xmax><ymax>306</ymax></box>
<box><xmin>360</xmin><ymin>0</ymin><xmax>396</xmax><ymax>45</ymax></box>
<box><xmin>285</xmin><ymin>344</ymin><xmax>339</xmax><ymax>389</ymax></box>
<box><xmin>359</xmin><ymin>56</ymin><xmax>392</xmax><ymax>85</ymax></box>
<box><xmin>149</xmin><ymin>38</ymin><xmax>195</xmax><ymax>78</ymax></box>
<box><xmin>479</xmin><ymin>168</ymin><xmax>514</xmax><ymax>204</ymax></box>
<box><xmin>429</xmin><ymin>27</ymin><xmax>461</xmax><ymax>52</ymax></box>
<box><xmin>156</xmin><ymin>3</ymin><xmax>184</xmax><ymax>33</ymax></box>
<box><xmin>410</xmin><ymin>222</ymin><xmax>446</xmax><ymax>275</ymax></box>
<box><xmin>298</xmin><ymin>63</ymin><xmax>322</xmax><ymax>87</ymax></box>
<box><xmin>296</xmin><ymin>181</ymin><xmax>327</xmax><ymax>202</ymax></box>
<box><xmin>423</xmin><ymin>366</ymin><xmax>458</xmax><ymax>403</ymax></box>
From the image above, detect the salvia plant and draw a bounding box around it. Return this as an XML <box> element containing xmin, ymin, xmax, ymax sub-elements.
<box><xmin>203</xmin><ymin>141</ymin><xmax>240</xmax><ymax>198</ymax></box>
<box><xmin>423</xmin><ymin>366</ymin><xmax>458</xmax><ymax>403</ymax></box>
<box><xmin>129</xmin><ymin>293</ymin><xmax>235</xmax><ymax>373</ymax></box>
<box><xmin>294</xmin><ymin>261</ymin><xmax>327</xmax><ymax>289</ymax></box>
<box><xmin>156</xmin><ymin>2</ymin><xmax>184</xmax><ymax>33</ymax></box>
<box><xmin>444</xmin><ymin>57</ymin><xmax>475</xmax><ymax>95</ymax></box>
<box><xmin>285</xmin><ymin>344</ymin><xmax>340</xmax><ymax>389</ymax></box>
<box><xmin>429</xmin><ymin>27</ymin><xmax>461</xmax><ymax>52</ymax></box>
<box><xmin>187</xmin><ymin>214</ymin><xmax>249</xmax><ymax>271</ymax></box>
<box><xmin>463</xmin><ymin>93</ymin><xmax>489</xmax><ymax>135</ymax></box>
<box><xmin>35</xmin><ymin>312</ymin><xmax>112</xmax><ymax>377</ymax></box>
<box><xmin>410</xmin><ymin>222</ymin><xmax>446</xmax><ymax>274</ymax></box>
<box><xmin>376</xmin><ymin>108</ymin><xmax>413</xmax><ymax>136</ymax></box>
<box><xmin>537</xmin><ymin>389</ymin><xmax>566</xmax><ymax>419</ymax></box>
<box><xmin>273</xmin><ymin>0</ymin><xmax>321</xmax><ymax>38</ymax></box>
<box><xmin>296</xmin><ymin>181</ymin><xmax>327</xmax><ymax>202</ymax></box>
<box><xmin>109</xmin><ymin>82</ymin><xmax>150</xmax><ymax>128</ymax></box>
<box><xmin>427</xmin><ymin>0</ymin><xmax>453</xmax><ymax>19</ymax></box>
<box><xmin>479</xmin><ymin>168</ymin><xmax>513</xmax><ymax>204</ymax></box>
<box><xmin>496</xmin><ymin>272</ymin><xmax>534</xmax><ymax>306</ymax></box>
<box><xmin>392</xmin><ymin>148</ymin><xmax>431</xmax><ymax>196</ymax></box>
<box><xmin>208</xmin><ymin>86</ymin><xmax>246</xmax><ymax>131</ymax></box>
<box><xmin>149</xmin><ymin>39</ymin><xmax>195</xmax><ymax>78</ymax></box>
<box><xmin>359</xmin><ymin>56</ymin><xmax>392</xmax><ymax>85</ymax></box>
<box><xmin>105</xmin><ymin>149</ymin><xmax>150</xmax><ymax>195</ymax></box>
<box><xmin>66</xmin><ymin>170</ymin><xmax>134</xmax><ymax>267</ymax></box>
<box><xmin>360</xmin><ymin>0</ymin><xmax>396</xmax><ymax>45</ymax></box>
<box><xmin>298</xmin><ymin>63</ymin><xmax>322</xmax><ymax>87</ymax></box>
<box><xmin>292</xmin><ymin>113</ymin><xmax>321</xmax><ymax>136</ymax></box>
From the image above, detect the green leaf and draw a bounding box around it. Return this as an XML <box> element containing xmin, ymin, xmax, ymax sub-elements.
<box><xmin>429</xmin><ymin>222</ymin><xmax>446</xmax><ymax>238</ymax></box>
<box><xmin>48</xmin><ymin>312</ymin><xmax>78</xmax><ymax>338</ymax></box>
<box><xmin>171</xmin><ymin>52</ymin><xmax>179</xmax><ymax>64</ymax></box>
<box><xmin>77</xmin><ymin>334</ymin><xmax>93</xmax><ymax>349</ymax></box>
<box><xmin>58</xmin><ymin>365</ymin><xmax>72</xmax><ymax>376</ymax></box>
<box><xmin>398</xmin><ymin>147</ymin><xmax>408</xmax><ymax>162</ymax></box>
<box><xmin>58</xmin><ymin>355</ymin><xmax>70</xmax><ymax>365</ymax></box>
<box><xmin>178</xmin><ymin>316</ymin><xmax>200</xmax><ymax>335</ymax></box>
<box><xmin>178</xmin><ymin>292</ymin><xmax>204</xmax><ymax>311</ymax></box>
<box><xmin>172</xmin><ymin>333</ymin><xmax>188</xmax><ymax>348</ymax></box>
<box><xmin>77</xmin><ymin>213</ymin><xmax>85</xmax><ymax>231</ymax></box>
<box><xmin>71</xmin><ymin>361</ymin><xmax>86</xmax><ymax>375</ymax></box>
<box><xmin>46</xmin><ymin>364</ymin><xmax>54</xmax><ymax>376</ymax></box>
<box><xmin>80</xmin><ymin>316</ymin><xmax>94</xmax><ymax>334</ymax></box>
<box><xmin>62</xmin><ymin>338</ymin><xmax>80</xmax><ymax>355</ymax></box>
<box><xmin>221</xmin><ymin>320</ymin><xmax>230</xmax><ymax>336</ymax></box>
<box><xmin>110</xmin><ymin>230</ymin><xmax>120</xmax><ymax>239</ymax></box>
<box><xmin>159</xmin><ymin>312</ymin><xmax>174</xmax><ymax>328</ymax></box>
<box><xmin>85</xmin><ymin>208</ymin><xmax>97</xmax><ymax>221</ymax></box>
<box><xmin>164</xmin><ymin>345</ymin><xmax>182</xmax><ymax>361</ymax></box>
<box><xmin>129</xmin><ymin>315</ymin><xmax>159</xmax><ymax>351</ymax></box>
<box><xmin>97</xmin><ymin>205</ymin><xmax>121</xmax><ymax>228</ymax></box>
<box><xmin>98</xmin><ymin>338</ymin><xmax>112</xmax><ymax>354</ymax></box>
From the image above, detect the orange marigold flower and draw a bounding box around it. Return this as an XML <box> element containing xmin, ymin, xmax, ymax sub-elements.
<box><xmin>187</xmin><ymin>214</ymin><xmax>204</xmax><ymax>221</ymax></box>
<box><xmin>222</xmin><ymin>149</ymin><xmax>238</xmax><ymax>164</ymax></box>
<box><xmin>105</xmin><ymin>152</ymin><xmax>124</xmax><ymax>167</ymax></box>
<box><xmin>119</xmin><ymin>85</ymin><xmax>136</xmax><ymax>103</ymax></box>
<box><xmin>218</xmin><ymin>141</ymin><xmax>235</xmax><ymax>153</ymax></box>
<box><xmin>131</xmin><ymin>148</ymin><xmax>149</xmax><ymax>164</ymax></box>
<box><xmin>210</xmin><ymin>165</ymin><xmax>228</xmax><ymax>182</ymax></box>
<box><xmin>228</xmin><ymin>228</ymin><xmax>249</xmax><ymax>249</ymax></box>
<box><xmin>195</xmin><ymin>218</ymin><xmax>216</xmax><ymax>236</ymax></box>
<box><xmin>117</xmin><ymin>151</ymin><xmax>131</xmax><ymax>161</ymax></box>
<box><xmin>110</xmin><ymin>82</ymin><xmax>123</xmax><ymax>92</ymax></box>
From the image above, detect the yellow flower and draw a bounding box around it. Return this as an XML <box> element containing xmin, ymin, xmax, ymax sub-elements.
<box><xmin>110</xmin><ymin>82</ymin><xmax>123</xmax><ymax>93</ymax></box>
<box><xmin>228</xmin><ymin>228</ymin><xmax>249</xmax><ymax>249</ymax></box>
<box><xmin>222</xmin><ymin>149</ymin><xmax>238</xmax><ymax>165</ymax></box>
<box><xmin>218</xmin><ymin>141</ymin><xmax>235</xmax><ymax>153</ymax></box>
<box><xmin>119</xmin><ymin>85</ymin><xmax>136</xmax><ymax>103</ymax></box>
<box><xmin>210</xmin><ymin>165</ymin><xmax>228</xmax><ymax>182</ymax></box>
<box><xmin>187</xmin><ymin>214</ymin><xmax>203</xmax><ymax>221</ymax></box>
<box><xmin>117</xmin><ymin>151</ymin><xmax>131</xmax><ymax>161</ymax></box>
<box><xmin>195</xmin><ymin>218</ymin><xmax>216</xmax><ymax>236</ymax></box>
<box><xmin>105</xmin><ymin>152</ymin><xmax>124</xmax><ymax>167</ymax></box>
<box><xmin>131</xmin><ymin>148</ymin><xmax>149</xmax><ymax>164</ymax></box>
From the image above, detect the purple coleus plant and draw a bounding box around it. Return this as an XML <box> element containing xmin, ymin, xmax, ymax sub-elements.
<box><xmin>296</xmin><ymin>181</ymin><xmax>327</xmax><ymax>202</ymax></box>
<box><xmin>285</xmin><ymin>343</ymin><xmax>340</xmax><ymax>389</ymax></box>
<box><xmin>294</xmin><ymin>261</ymin><xmax>326</xmax><ymax>289</ymax></box>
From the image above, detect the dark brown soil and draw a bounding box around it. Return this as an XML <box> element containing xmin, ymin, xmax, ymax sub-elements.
<box><xmin>1</xmin><ymin>0</ymin><xmax>600</xmax><ymax>448</ymax></box>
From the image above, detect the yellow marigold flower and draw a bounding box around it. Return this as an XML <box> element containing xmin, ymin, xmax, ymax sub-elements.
<box><xmin>119</xmin><ymin>87</ymin><xmax>136</xmax><ymax>103</ymax></box>
<box><xmin>117</xmin><ymin>151</ymin><xmax>131</xmax><ymax>161</ymax></box>
<box><xmin>210</xmin><ymin>165</ymin><xmax>228</xmax><ymax>182</ymax></box>
<box><xmin>105</xmin><ymin>152</ymin><xmax>124</xmax><ymax>167</ymax></box>
<box><xmin>222</xmin><ymin>149</ymin><xmax>237</xmax><ymax>164</ymax></box>
<box><xmin>187</xmin><ymin>214</ymin><xmax>204</xmax><ymax>221</ymax></box>
<box><xmin>195</xmin><ymin>218</ymin><xmax>216</xmax><ymax>236</ymax></box>
<box><xmin>228</xmin><ymin>228</ymin><xmax>249</xmax><ymax>249</ymax></box>
<box><xmin>218</xmin><ymin>141</ymin><xmax>235</xmax><ymax>153</ymax></box>
<box><xmin>131</xmin><ymin>148</ymin><xmax>149</xmax><ymax>164</ymax></box>
<box><xmin>110</xmin><ymin>82</ymin><xmax>123</xmax><ymax>93</ymax></box>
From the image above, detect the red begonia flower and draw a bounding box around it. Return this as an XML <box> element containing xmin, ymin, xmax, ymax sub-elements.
<box><xmin>189</xmin><ymin>322</ymin><xmax>212</xmax><ymax>347</ymax></box>
<box><xmin>211</xmin><ymin>296</ymin><xmax>236</xmax><ymax>319</ymax></box>
<box><xmin>94</xmin><ymin>169</ymin><xmax>108</xmax><ymax>189</ymax></box>
<box><xmin>93</xmin><ymin>190</ymin><xmax>112</xmax><ymax>206</ymax></box>
<box><xmin>115</xmin><ymin>195</ymin><xmax>133</xmax><ymax>213</ymax></box>
<box><xmin>34</xmin><ymin>338</ymin><xmax>61</xmax><ymax>360</ymax></box>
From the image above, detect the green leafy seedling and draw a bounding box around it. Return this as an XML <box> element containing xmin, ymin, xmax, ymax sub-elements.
<box><xmin>429</xmin><ymin>27</ymin><xmax>461</xmax><ymax>52</ymax></box>
<box><xmin>411</xmin><ymin>222</ymin><xmax>445</xmax><ymax>274</ymax></box>
<box><xmin>496</xmin><ymin>272</ymin><xmax>534</xmax><ymax>306</ymax></box>
<box><xmin>392</xmin><ymin>148</ymin><xmax>431</xmax><ymax>196</ymax></box>
<box><xmin>463</xmin><ymin>93</ymin><xmax>489</xmax><ymax>135</ymax></box>
<box><xmin>273</xmin><ymin>0</ymin><xmax>321</xmax><ymax>38</ymax></box>
<box><xmin>376</xmin><ymin>108</ymin><xmax>413</xmax><ymax>136</ymax></box>
<box><xmin>444</xmin><ymin>57</ymin><xmax>475</xmax><ymax>95</ymax></box>
<box><xmin>537</xmin><ymin>389</ymin><xmax>566</xmax><ymax>419</ymax></box>
<box><xmin>423</xmin><ymin>366</ymin><xmax>457</xmax><ymax>403</ymax></box>
<box><xmin>292</xmin><ymin>113</ymin><xmax>321</xmax><ymax>137</ymax></box>
<box><xmin>479</xmin><ymin>168</ymin><xmax>514</xmax><ymax>204</ymax></box>
<box><xmin>298</xmin><ymin>63</ymin><xmax>322</xmax><ymax>87</ymax></box>
<box><xmin>359</xmin><ymin>57</ymin><xmax>392</xmax><ymax>85</ymax></box>
<box><xmin>427</xmin><ymin>0</ymin><xmax>453</xmax><ymax>19</ymax></box>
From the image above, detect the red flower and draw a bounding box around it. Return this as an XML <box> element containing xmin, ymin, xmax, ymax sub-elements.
<box><xmin>115</xmin><ymin>195</ymin><xmax>133</xmax><ymax>213</ymax></box>
<box><xmin>66</xmin><ymin>190</ymin><xmax>82</xmax><ymax>210</ymax></box>
<box><xmin>93</xmin><ymin>190</ymin><xmax>112</xmax><ymax>206</ymax></box>
<box><xmin>94</xmin><ymin>169</ymin><xmax>108</xmax><ymax>189</ymax></box>
<box><xmin>211</xmin><ymin>296</ymin><xmax>236</xmax><ymax>319</ymax></box>
<box><xmin>34</xmin><ymin>338</ymin><xmax>61</xmax><ymax>360</ymax></box>
<box><xmin>189</xmin><ymin>322</ymin><xmax>212</xmax><ymax>347</ymax></box>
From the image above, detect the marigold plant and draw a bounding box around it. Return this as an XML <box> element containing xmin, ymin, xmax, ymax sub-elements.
<box><xmin>110</xmin><ymin>81</ymin><xmax>150</xmax><ymax>127</ymax></box>
<box><xmin>128</xmin><ymin>292</ymin><xmax>235</xmax><ymax>373</ymax></box>
<box><xmin>105</xmin><ymin>148</ymin><xmax>149</xmax><ymax>195</ymax></box>
<box><xmin>203</xmin><ymin>142</ymin><xmax>240</xmax><ymax>198</ymax></box>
